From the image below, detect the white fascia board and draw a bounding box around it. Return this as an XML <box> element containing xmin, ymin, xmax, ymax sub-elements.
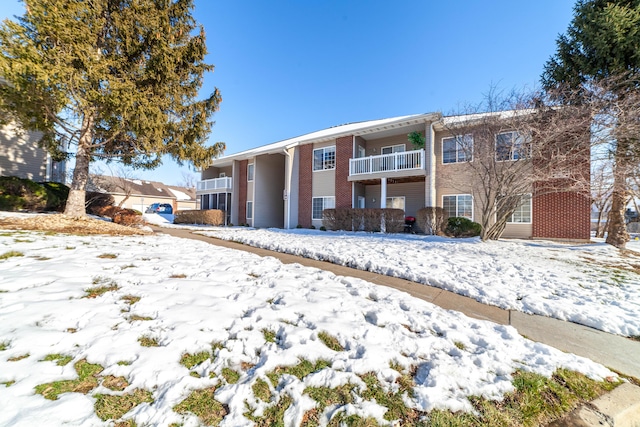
<box><xmin>211</xmin><ymin>112</ymin><xmax>441</xmax><ymax>167</ymax></box>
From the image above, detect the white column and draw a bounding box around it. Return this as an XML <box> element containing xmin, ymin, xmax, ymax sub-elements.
<box><xmin>425</xmin><ymin>122</ymin><xmax>437</xmax><ymax>206</ymax></box>
<box><xmin>380</xmin><ymin>177</ymin><xmax>387</xmax><ymax>208</ymax></box>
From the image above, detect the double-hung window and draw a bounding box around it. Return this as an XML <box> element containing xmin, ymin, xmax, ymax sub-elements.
<box><xmin>381</xmin><ymin>144</ymin><xmax>405</xmax><ymax>155</ymax></box>
<box><xmin>443</xmin><ymin>194</ymin><xmax>473</xmax><ymax>219</ymax></box>
<box><xmin>313</xmin><ymin>146</ymin><xmax>336</xmax><ymax>171</ymax></box>
<box><xmin>312</xmin><ymin>196</ymin><xmax>335</xmax><ymax>220</ymax></box>
<box><xmin>442</xmin><ymin>134</ymin><xmax>473</xmax><ymax>163</ymax></box>
<box><xmin>385</xmin><ymin>196</ymin><xmax>405</xmax><ymax>211</ymax></box>
<box><xmin>507</xmin><ymin>194</ymin><xmax>532</xmax><ymax>223</ymax></box>
<box><xmin>247</xmin><ymin>163</ymin><xmax>254</xmax><ymax>181</ymax></box>
<box><xmin>496</xmin><ymin>131</ymin><xmax>530</xmax><ymax>161</ymax></box>
<box><xmin>246</xmin><ymin>201</ymin><xmax>253</xmax><ymax>219</ymax></box>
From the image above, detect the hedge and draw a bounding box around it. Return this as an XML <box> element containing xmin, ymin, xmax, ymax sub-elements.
<box><xmin>0</xmin><ymin>176</ymin><xmax>69</xmax><ymax>212</ymax></box>
<box><xmin>174</xmin><ymin>209</ymin><xmax>225</xmax><ymax>225</ymax></box>
<box><xmin>416</xmin><ymin>206</ymin><xmax>448</xmax><ymax>235</ymax></box>
<box><xmin>322</xmin><ymin>208</ymin><xmax>404</xmax><ymax>233</ymax></box>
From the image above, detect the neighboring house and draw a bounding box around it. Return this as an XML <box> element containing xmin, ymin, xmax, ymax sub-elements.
<box><xmin>198</xmin><ymin>112</ymin><xmax>591</xmax><ymax>240</ymax></box>
<box><xmin>0</xmin><ymin>121</ymin><xmax>66</xmax><ymax>182</ymax></box>
<box><xmin>90</xmin><ymin>175</ymin><xmax>198</xmax><ymax>212</ymax></box>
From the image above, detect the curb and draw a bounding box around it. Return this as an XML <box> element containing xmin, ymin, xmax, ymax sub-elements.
<box><xmin>549</xmin><ymin>382</ymin><xmax>640</xmax><ymax>426</ymax></box>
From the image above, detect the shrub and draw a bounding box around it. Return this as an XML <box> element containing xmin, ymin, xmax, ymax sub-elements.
<box><xmin>86</xmin><ymin>192</ymin><xmax>115</xmax><ymax>215</ymax></box>
<box><xmin>322</xmin><ymin>208</ymin><xmax>404</xmax><ymax>233</ymax></box>
<box><xmin>0</xmin><ymin>176</ymin><xmax>49</xmax><ymax>211</ymax></box>
<box><xmin>444</xmin><ymin>216</ymin><xmax>482</xmax><ymax>238</ymax></box>
<box><xmin>39</xmin><ymin>182</ymin><xmax>70</xmax><ymax>211</ymax></box>
<box><xmin>416</xmin><ymin>207</ymin><xmax>448</xmax><ymax>235</ymax></box>
<box><xmin>112</xmin><ymin>208</ymin><xmax>143</xmax><ymax>226</ymax></box>
<box><xmin>174</xmin><ymin>209</ymin><xmax>224</xmax><ymax>225</ymax></box>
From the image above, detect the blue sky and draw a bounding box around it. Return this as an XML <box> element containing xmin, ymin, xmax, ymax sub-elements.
<box><xmin>2</xmin><ymin>1</ymin><xmax>575</xmax><ymax>185</ymax></box>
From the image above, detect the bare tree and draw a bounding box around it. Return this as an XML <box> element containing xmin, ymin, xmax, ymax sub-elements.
<box><xmin>179</xmin><ymin>171</ymin><xmax>198</xmax><ymax>188</ymax></box>
<box><xmin>440</xmin><ymin>88</ymin><xmax>591</xmax><ymax>241</ymax></box>
<box><xmin>89</xmin><ymin>166</ymin><xmax>139</xmax><ymax>208</ymax></box>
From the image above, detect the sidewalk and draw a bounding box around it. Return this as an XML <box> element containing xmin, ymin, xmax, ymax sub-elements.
<box><xmin>155</xmin><ymin>226</ymin><xmax>640</xmax><ymax>425</ymax></box>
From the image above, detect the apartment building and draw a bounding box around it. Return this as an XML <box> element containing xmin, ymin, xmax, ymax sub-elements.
<box><xmin>197</xmin><ymin>112</ymin><xmax>590</xmax><ymax>240</ymax></box>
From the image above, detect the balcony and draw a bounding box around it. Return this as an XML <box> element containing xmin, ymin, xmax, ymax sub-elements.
<box><xmin>196</xmin><ymin>176</ymin><xmax>232</xmax><ymax>193</ymax></box>
<box><xmin>349</xmin><ymin>149</ymin><xmax>425</xmax><ymax>178</ymax></box>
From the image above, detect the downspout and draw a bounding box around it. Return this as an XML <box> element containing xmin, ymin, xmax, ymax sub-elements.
<box><xmin>283</xmin><ymin>147</ymin><xmax>293</xmax><ymax>229</ymax></box>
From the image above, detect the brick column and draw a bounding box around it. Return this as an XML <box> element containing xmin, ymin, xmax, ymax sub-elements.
<box><xmin>298</xmin><ymin>144</ymin><xmax>313</xmax><ymax>227</ymax></box>
<box><xmin>238</xmin><ymin>160</ymin><xmax>247</xmax><ymax>225</ymax></box>
<box><xmin>532</xmin><ymin>186</ymin><xmax>591</xmax><ymax>240</ymax></box>
<box><xmin>335</xmin><ymin>136</ymin><xmax>353</xmax><ymax>208</ymax></box>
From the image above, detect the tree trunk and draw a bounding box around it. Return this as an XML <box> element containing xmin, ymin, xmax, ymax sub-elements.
<box><xmin>64</xmin><ymin>116</ymin><xmax>94</xmax><ymax>217</ymax></box>
<box><xmin>605</xmin><ymin>169</ymin><xmax>629</xmax><ymax>248</ymax></box>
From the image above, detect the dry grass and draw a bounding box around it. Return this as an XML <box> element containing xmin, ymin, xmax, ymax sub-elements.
<box><xmin>0</xmin><ymin>214</ymin><xmax>150</xmax><ymax>235</ymax></box>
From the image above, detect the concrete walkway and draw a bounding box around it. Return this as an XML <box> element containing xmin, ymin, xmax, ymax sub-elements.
<box><xmin>155</xmin><ymin>226</ymin><xmax>640</xmax><ymax>425</ymax></box>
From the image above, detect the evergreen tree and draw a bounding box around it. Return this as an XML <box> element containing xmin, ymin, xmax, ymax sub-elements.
<box><xmin>542</xmin><ymin>0</ymin><xmax>640</xmax><ymax>248</ymax></box>
<box><xmin>0</xmin><ymin>0</ymin><xmax>224</xmax><ymax>216</ymax></box>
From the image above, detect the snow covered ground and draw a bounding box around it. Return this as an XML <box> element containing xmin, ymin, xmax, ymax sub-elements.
<box><xmin>0</xmin><ymin>217</ymin><xmax>618</xmax><ymax>426</ymax></box>
<box><xmin>196</xmin><ymin>227</ymin><xmax>640</xmax><ymax>338</ymax></box>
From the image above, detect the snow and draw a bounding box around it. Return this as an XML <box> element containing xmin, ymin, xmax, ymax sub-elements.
<box><xmin>168</xmin><ymin>188</ymin><xmax>191</xmax><ymax>200</ymax></box>
<box><xmin>197</xmin><ymin>228</ymin><xmax>640</xmax><ymax>337</ymax></box>
<box><xmin>0</xmin><ymin>215</ymin><xmax>621</xmax><ymax>425</ymax></box>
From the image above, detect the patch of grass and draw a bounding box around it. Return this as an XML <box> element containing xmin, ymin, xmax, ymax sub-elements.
<box><xmin>13</xmin><ymin>238</ymin><xmax>34</xmax><ymax>243</ymax></box>
<box><xmin>169</xmin><ymin>273</ymin><xmax>187</xmax><ymax>278</ymax></box>
<box><xmin>94</xmin><ymin>388</ymin><xmax>153</xmax><ymax>421</ymax></box>
<box><xmin>630</xmin><ymin>335</ymin><xmax>640</xmax><ymax>342</ymax></box>
<box><xmin>305</xmin><ymin>383</ymin><xmax>357</xmax><ymax>423</ymax></box>
<box><xmin>8</xmin><ymin>353</ymin><xmax>29</xmax><ymax>362</ymax></box>
<box><xmin>117</xmin><ymin>360</ymin><xmax>132</xmax><ymax>366</ymax></box>
<box><xmin>102</xmin><ymin>375</ymin><xmax>129</xmax><ymax>391</ymax></box>
<box><xmin>266</xmin><ymin>358</ymin><xmax>331</xmax><ymax>386</ymax></box>
<box><xmin>221</xmin><ymin>367</ymin><xmax>240</xmax><ymax>384</ymax></box>
<box><xmin>327</xmin><ymin>413</ymin><xmax>382</xmax><ymax>427</ymax></box>
<box><xmin>34</xmin><ymin>359</ymin><xmax>103</xmax><ymax>400</ymax></box>
<box><xmin>245</xmin><ymin>394</ymin><xmax>292</xmax><ymax>426</ymax></box>
<box><xmin>31</xmin><ymin>255</ymin><xmax>51</xmax><ymax>261</ymax></box>
<box><xmin>85</xmin><ymin>276</ymin><xmax>119</xmax><ymax>298</ymax></box>
<box><xmin>0</xmin><ymin>341</ymin><xmax>9</xmax><ymax>351</ymax></box>
<box><xmin>454</xmin><ymin>341</ymin><xmax>467</xmax><ymax>351</ymax></box>
<box><xmin>66</xmin><ymin>328</ymin><xmax>77</xmax><ymax>333</ymax></box>
<box><xmin>65</xmin><ymin>246</ymin><xmax>75</xmax><ymax>250</ymax></box>
<box><xmin>97</xmin><ymin>253</ymin><xmax>118</xmax><ymax>259</ymax></box>
<box><xmin>128</xmin><ymin>314</ymin><xmax>153</xmax><ymax>322</ymax></box>
<box><xmin>174</xmin><ymin>386</ymin><xmax>228</xmax><ymax>426</ymax></box>
<box><xmin>180</xmin><ymin>351</ymin><xmax>211</xmax><ymax>369</ymax></box>
<box><xmin>262</xmin><ymin>328</ymin><xmax>276</xmax><ymax>343</ymax></box>
<box><xmin>211</xmin><ymin>341</ymin><xmax>225</xmax><ymax>352</ymax></box>
<box><xmin>121</xmin><ymin>295</ymin><xmax>141</xmax><ymax>305</ymax></box>
<box><xmin>138</xmin><ymin>336</ymin><xmax>160</xmax><ymax>347</ymax></box>
<box><xmin>318</xmin><ymin>331</ymin><xmax>344</xmax><ymax>352</ymax></box>
<box><xmin>360</xmin><ymin>372</ymin><xmax>420</xmax><ymax>423</ymax></box>
<box><xmin>1</xmin><ymin>380</ymin><xmax>15</xmax><ymax>387</ymax></box>
<box><xmin>0</xmin><ymin>250</ymin><xmax>23</xmax><ymax>260</ymax></box>
<box><xmin>121</xmin><ymin>264</ymin><xmax>136</xmax><ymax>270</ymax></box>
<box><xmin>252</xmin><ymin>378</ymin><xmax>271</xmax><ymax>402</ymax></box>
<box><xmin>41</xmin><ymin>353</ymin><xmax>73</xmax><ymax>366</ymax></box>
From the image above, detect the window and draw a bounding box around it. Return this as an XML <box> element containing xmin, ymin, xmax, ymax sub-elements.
<box><xmin>357</xmin><ymin>196</ymin><xmax>365</xmax><ymax>209</ymax></box>
<box><xmin>442</xmin><ymin>134</ymin><xmax>473</xmax><ymax>164</ymax></box>
<box><xmin>247</xmin><ymin>163</ymin><xmax>254</xmax><ymax>181</ymax></box>
<box><xmin>496</xmin><ymin>131</ymin><xmax>530</xmax><ymax>161</ymax></box>
<box><xmin>246</xmin><ymin>201</ymin><xmax>253</xmax><ymax>219</ymax></box>
<box><xmin>219</xmin><ymin>172</ymin><xmax>226</xmax><ymax>178</ymax></box>
<box><xmin>381</xmin><ymin>144</ymin><xmax>405</xmax><ymax>154</ymax></box>
<box><xmin>312</xmin><ymin>196</ymin><xmax>335</xmax><ymax>220</ymax></box>
<box><xmin>385</xmin><ymin>196</ymin><xmax>405</xmax><ymax>211</ymax></box>
<box><xmin>507</xmin><ymin>194</ymin><xmax>532</xmax><ymax>223</ymax></box>
<box><xmin>443</xmin><ymin>195</ymin><xmax>473</xmax><ymax>219</ymax></box>
<box><xmin>313</xmin><ymin>146</ymin><xmax>336</xmax><ymax>171</ymax></box>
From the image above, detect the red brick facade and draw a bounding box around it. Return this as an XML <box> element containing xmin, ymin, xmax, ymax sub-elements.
<box><xmin>298</xmin><ymin>144</ymin><xmax>313</xmax><ymax>227</ymax></box>
<box><xmin>238</xmin><ymin>160</ymin><xmax>247</xmax><ymax>225</ymax></box>
<box><xmin>335</xmin><ymin>136</ymin><xmax>353</xmax><ymax>209</ymax></box>
<box><xmin>532</xmin><ymin>187</ymin><xmax>591</xmax><ymax>240</ymax></box>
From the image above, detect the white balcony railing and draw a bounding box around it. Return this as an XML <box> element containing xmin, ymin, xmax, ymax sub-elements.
<box><xmin>349</xmin><ymin>149</ymin><xmax>425</xmax><ymax>176</ymax></box>
<box><xmin>196</xmin><ymin>177</ymin><xmax>233</xmax><ymax>192</ymax></box>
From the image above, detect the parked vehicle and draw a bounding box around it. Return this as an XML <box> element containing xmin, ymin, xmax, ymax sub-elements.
<box><xmin>145</xmin><ymin>203</ymin><xmax>173</xmax><ymax>214</ymax></box>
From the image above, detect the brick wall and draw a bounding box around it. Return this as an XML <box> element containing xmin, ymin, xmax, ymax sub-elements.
<box><xmin>532</xmin><ymin>185</ymin><xmax>591</xmax><ymax>240</ymax></box>
<box><xmin>298</xmin><ymin>144</ymin><xmax>312</xmax><ymax>227</ymax></box>
<box><xmin>335</xmin><ymin>136</ymin><xmax>353</xmax><ymax>208</ymax></box>
<box><xmin>238</xmin><ymin>160</ymin><xmax>247</xmax><ymax>225</ymax></box>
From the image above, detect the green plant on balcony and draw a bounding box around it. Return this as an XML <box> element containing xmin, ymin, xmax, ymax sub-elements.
<box><xmin>407</xmin><ymin>131</ymin><xmax>426</xmax><ymax>150</ymax></box>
